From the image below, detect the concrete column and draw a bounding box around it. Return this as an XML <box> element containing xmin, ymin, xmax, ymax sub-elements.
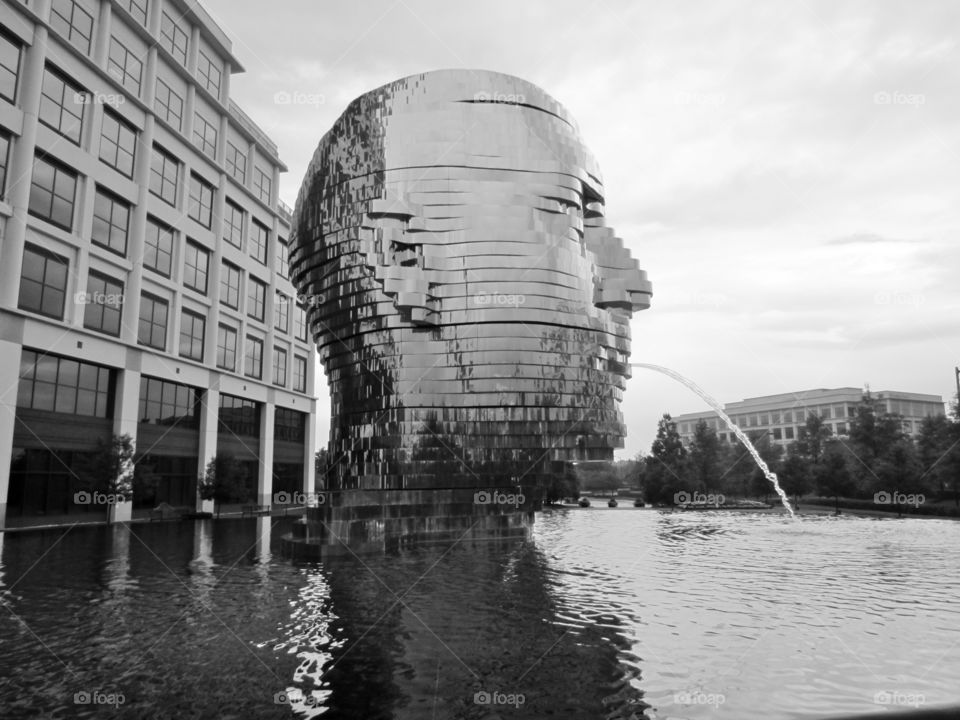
<box><xmin>196</xmin><ymin>387</ymin><xmax>219</xmax><ymax>511</ymax></box>
<box><xmin>113</xmin><ymin>368</ymin><xmax>140</xmax><ymax>440</ymax></box>
<box><xmin>0</xmin><ymin>337</ymin><xmax>22</xmax><ymax>529</ymax></box>
<box><xmin>258</xmin><ymin>401</ymin><xmax>274</xmax><ymax>508</ymax></box>
<box><xmin>304</xmin><ymin>401</ymin><xmax>318</xmax><ymax>496</ymax></box>
<box><xmin>93</xmin><ymin>1</ymin><xmax>111</xmax><ymax>68</ymax></box>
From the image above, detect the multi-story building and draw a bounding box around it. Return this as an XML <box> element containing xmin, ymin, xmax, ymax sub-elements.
<box><xmin>672</xmin><ymin>388</ymin><xmax>945</xmax><ymax>449</ymax></box>
<box><xmin>0</xmin><ymin>0</ymin><xmax>318</xmax><ymax>528</ymax></box>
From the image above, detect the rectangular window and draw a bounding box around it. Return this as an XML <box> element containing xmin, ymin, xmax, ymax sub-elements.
<box><xmin>249</xmin><ymin>219</ymin><xmax>268</xmax><ymax>264</ymax></box>
<box><xmin>218</xmin><ymin>393</ymin><xmax>259</xmax><ymax>437</ymax></box>
<box><xmin>144</xmin><ymin>216</ymin><xmax>174</xmax><ymax>276</ymax></box>
<box><xmin>197</xmin><ymin>50</ymin><xmax>222</xmax><ymax>98</ymax></box>
<box><xmin>49</xmin><ymin>0</ymin><xmax>94</xmax><ymax>54</ymax></box>
<box><xmin>275</xmin><ymin>407</ymin><xmax>306</xmax><ymax>442</ymax></box>
<box><xmin>274</xmin><ymin>292</ymin><xmax>289</xmax><ymax>332</ymax></box>
<box><xmin>137</xmin><ymin>292</ymin><xmax>168</xmax><ymax>350</ymax></box>
<box><xmin>98</xmin><ymin>108</ymin><xmax>136</xmax><ymax>177</ymax></box>
<box><xmin>272</xmin><ymin>347</ymin><xmax>287</xmax><ymax>386</ymax></box>
<box><xmin>785</xmin><ymin>426</ymin><xmax>795</xmax><ymax>440</ymax></box>
<box><xmin>216</xmin><ymin>324</ymin><xmax>237</xmax><ymax>371</ymax></box>
<box><xmin>244</xmin><ymin>335</ymin><xmax>263</xmax><ymax>379</ymax></box>
<box><xmin>138</xmin><ymin>376</ymin><xmax>199</xmax><ymax>428</ymax></box>
<box><xmin>225</xmin><ymin>141</ymin><xmax>246</xmax><ymax>183</ymax></box>
<box><xmin>253</xmin><ymin>166</ymin><xmax>271</xmax><ymax>204</ymax></box>
<box><xmin>82</xmin><ymin>271</ymin><xmax>123</xmax><ymax>336</ymax></box>
<box><xmin>120</xmin><ymin>0</ymin><xmax>148</xmax><ymax>25</ymax></box>
<box><xmin>188</xmin><ymin>173</ymin><xmax>213</xmax><ymax>228</ymax></box>
<box><xmin>836</xmin><ymin>422</ymin><xmax>847</xmax><ymax>435</ymax></box>
<box><xmin>0</xmin><ymin>131</ymin><xmax>12</xmax><ymax>200</ymax></box>
<box><xmin>107</xmin><ymin>37</ymin><xmax>142</xmax><ymax>96</ymax></box>
<box><xmin>277</xmin><ymin>238</ymin><xmax>289</xmax><ymax>278</ymax></box>
<box><xmin>247</xmin><ymin>277</ymin><xmax>265</xmax><ymax>321</ymax></box>
<box><xmin>28</xmin><ymin>154</ymin><xmax>77</xmax><ymax>230</ymax></box>
<box><xmin>39</xmin><ymin>65</ymin><xmax>85</xmax><ymax>144</ymax></box>
<box><xmin>183</xmin><ymin>240</ymin><xmax>209</xmax><ymax>294</ymax></box>
<box><xmin>192</xmin><ymin>112</ymin><xmax>218</xmax><ymax>160</ymax></box>
<box><xmin>179</xmin><ymin>309</ymin><xmax>205</xmax><ymax>361</ymax></box>
<box><xmin>219</xmin><ymin>261</ymin><xmax>241</xmax><ymax>309</ymax></box>
<box><xmin>223</xmin><ymin>199</ymin><xmax>244</xmax><ymax>247</ymax></box>
<box><xmin>18</xmin><ymin>349</ymin><xmax>111</xmax><ymax>418</ymax></box>
<box><xmin>293</xmin><ymin>355</ymin><xmax>307</xmax><ymax>393</ymax></box>
<box><xmin>18</xmin><ymin>243</ymin><xmax>68</xmax><ymax>319</ymax></box>
<box><xmin>91</xmin><ymin>187</ymin><xmax>130</xmax><ymax>256</ymax></box>
<box><xmin>0</xmin><ymin>27</ymin><xmax>22</xmax><ymax>103</ymax></box>
<box><xmin>154</xmin><ymin>78</ymin><xmax>183</xmax><ymax>131</ymax></box>
<box><xmin>294</xmin><ymin>304</ymin><xmax>308</xmax><ymax>341</ymax></box>
<box><xmin>772</xmin><ymin>427</ymin><xmax>782</xmax><ymax>440</ymax></box>
<box><xmin>159</xmin><ymin>11</ymin><xmax>188</xmax><ymax>66</ymax></box>
<box><xmin>149</xmin><ymin>144</ymin><xmax>179</xmax><ymax>205</ymax></box>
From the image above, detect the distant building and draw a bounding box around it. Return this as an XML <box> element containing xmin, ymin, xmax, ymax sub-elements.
<box><xmin>0</xmin><ymin>0</ymin><xmax>318</xmax><ymax>527</ymax></box>
<box><xmin>672</xmin><ymin>388</ymin><xmax>945</xmax><ymax>448</ymax></box>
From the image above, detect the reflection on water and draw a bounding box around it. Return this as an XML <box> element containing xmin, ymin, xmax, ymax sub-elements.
<box><xmin>0</xmin><ymin>511</ymin><xmax>958</xmax><ymax>718</ymax></box>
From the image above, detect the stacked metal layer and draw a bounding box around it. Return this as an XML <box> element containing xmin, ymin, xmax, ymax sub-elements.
<box><xmin>289</xmin><ymin>70</ymin><xmax>651</xmax><ymax>547</ymax></box>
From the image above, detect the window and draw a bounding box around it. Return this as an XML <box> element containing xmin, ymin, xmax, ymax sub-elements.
<box><xmin>39</xmin><ymin>65</ymin><xmax>84</xmax><ymax>144</ymax></box>
<box><xmin>772</xmin><ymin>428</ymin><xmax>782</xmax><ymax>441</ymax></box>
<box><xmin>249</xmin><ymin>219</ymin><xmax>268</xmax><ymax>264</ymax></box>
<box><xmin>144</xmin><ymin>217</ymin><xmax>174</xmax><ymax>276</ymax></box>
<box><xmin>277</xmin><ymin>238</ymin><xmax>289</xmax><ymax>278</ymax></box>
<box><xmin>247</xmin><ymin>277</ymin><xmax>265</xmax><ymax>321</ymax></box>
<box><xmin>18</xmin><ymin>349</ymin><xmax>111</xmax><ymax>417</ymax></box>
<box><xmin>160</xmin><ymin>12</ymin><xmax>188</xmax><ymax>66</ymax></box>
<box><xmin>218</xmin><ymin>393</ymin><xmax>259</xmax><ymax>437</ymax></box>
<box><xmin>183</xmin><ymin>240</ymin><xmax>209</xmax><ymax>294</ymax></box>
<box><xmin>188</xmin><ymin>173</ymin><xmax>213</xmax><ymax>228</ymax></box>
<box><xmin>0</xmin><ymin>27</ymin><xmax>22</xmax><ymax>103</ymax></box>
<box><xmin>149</xmin><ymin>145</ymin><xmax>179</xmax><ymax>205</ymax></box>
<box><xmin>193</xmin><ymin>112</ymin><xmax>217</xmax><ymax>160</ymax></box>
<box><xmin>293</xmin><ymin>355</ymin><xmax>307</xmax><ymax>393</ymax></box>
<box><xmin>49</xmin><ymin>0</ymin><xmax>94</xmax><ymax>54</ymax></box>
<box><xmin>244</xmin><ymin>336</ymin><xmax>263</xmax><ymax>378</ymax></box>
<box><xmin>0</xmin><ymin>131</ymin><xmax>11</xmax><ymax>200</ymax></box>
<box><xmin>98</xmin><ymin>109</ymin><xmax>136</xmax><ymax>177</ymax></box>
<box><xmin>138</xmin><ymin>376</ymin><xmax>199</xmax><ymax>428</ymax></box>
<box><xmin>836</xmin><ymin>422</ymin><xmax>847</xmax><ymax>435</ymax></box>
<box><xmin>179</xmin><ymin>309</ymin><xmax>205</xmax><ymax>361</ymax></box>
<box><xmin>91</xmin><ymin>187</ymin><xmax>130</xmax><ymax>256</ymax></box>
<box><xmin>18</xmin><ymin>244</ymin><xmax>68</xmax><ymax>319</ymax></box>
<box><xmin>784</xmin><ymin>426</ymin><xmax>795</xmax><ymax>440</ymax></box>
<box><xmin>275</xmin><ymin>407</ymin><xmax>306</xmax><ymax>442</ymax></box>
<box><xmin>107</xmin><ymin>37</ymin><xmax>142</xmax><ymax>96</ymax></box>
<box><xmin>219</xmin><ymin>261</ymin><xmax>241</xmax><ymax>309</ymax></box>
<box><xmin>28</xmin><ymin>154</ymin><xmax>77</xmax><ymax>230</ymax></box>
<box><xmin>253</xmin><ymin>166</ymin><xmax>271</xmax><ymax>203</ymax></box>
<box><xmin>120</xmin><ymin>0</ymin><xmax>148</xmax><ymax>25</ymax></box>
<box><xmin>82</xmin><ymin>271</ymin><xmax>123</xmax><ymax>336</ymax></box>
<box><xmin>294</xmin><ymin>304</ymin><xmax>308</xmax><ymax>341</ymax></box>
<box><xmin>154</xmin><ymin>78</ymin><xmax>183</xmax><ymax>131</ymax></box>
<box><xmin>216</xmin><ymin>324</ymin><xmax>237</xmax><ymax>371</ymax></box>
<box><xmin>197</xmin><ymin>50</ymin><xmax>221</xmax><ymax>98</ymax></box>
<box><xmin>272</xmin><ymin>347</ymin><xmax>287</xmax><ymax>386</ymax></box>
<box><xmin>137</xmin><ymin>293</ymin><xmax>168</xmax><ymax>349</ymax></box>
<box><xmin>225</xmin><ymin>141</ymin><xmax>246</xmax><ymax>183</ymax></box>
<box><xmin>223</xmin><ymin>200</ymin><xmax>244</xmax><ymax>247</ymax></box>
<box><xmin>274</xmin><ymin>292</ymin><xmax>289</xmax><ymax>332</ymax></box>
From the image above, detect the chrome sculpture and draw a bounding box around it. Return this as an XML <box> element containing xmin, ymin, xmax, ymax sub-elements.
<box><xmin>287</xmin><ymin>69</ymin><xmax>651</xmax><ymax>551</ymax></box>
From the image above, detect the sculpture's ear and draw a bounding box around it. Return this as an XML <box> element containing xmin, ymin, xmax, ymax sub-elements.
<box><xmin>359</xmin><ymin>193</ymin><xmax>439</xmax><ymax>327</ymax></box>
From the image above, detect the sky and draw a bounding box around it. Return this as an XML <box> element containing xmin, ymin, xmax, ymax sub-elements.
<box><xmin>200</xmin><ymin>0</ymin><xmax>959</xmax><ymax>458</ymax></box>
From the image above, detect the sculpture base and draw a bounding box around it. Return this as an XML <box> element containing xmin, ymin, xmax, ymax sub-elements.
<box><xmin>281</xmin><ymin>488</ymin><xmax>537</xmax><ymax>558</ymax></box>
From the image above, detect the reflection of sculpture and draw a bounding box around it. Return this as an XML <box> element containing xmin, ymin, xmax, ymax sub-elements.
<box><xmin>289</xmin><ymin>70</ymin><xmax>651</xmax><ymax>549</ymax></box>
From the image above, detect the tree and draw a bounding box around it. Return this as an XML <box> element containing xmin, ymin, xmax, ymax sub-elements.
<box><xmin>778</xmin><ymin>453</ymin><xmax>811</xmax><ymax>506</ymax></box>
<box><xmin>77</xmin><ymin>434</ymin><xmax>136</xmax><ymax>499</ymax></box>
<box><xmin>817</xmin><ymin>441</ymin><xmax>857</xmax><ymax>514</ymax></box>
<box><xmin>688</xmin><ymin>420</ymin><xmax>721</xmax><ymax>493</ymax></box>
<box><xmin>875</xmin><ymin>437</ymin><xmax>923</xmax><ymax>517</ymax></box>
<box><xmin>651</xmin><ymin>414</ymin><xmax>686</xmax><ymax>470</ymax></box>
<box><xmin>796</xmin><ymin>413</ymin><xmax>832</xmax><ymax>465</ymax></box>
<box><xmin>643</xmin><ymin>415</ymin><xmax>688</xmax><ymax>505</ymax></box>
<box><xmin>199</xmin><ymin>453</ymin><xmax>250</xmax><ymax>517</ymax></box>
<box><xmin>544</xmin><ymin>462</ymin><xmax>579</xmax><ymax>503</ymax></box>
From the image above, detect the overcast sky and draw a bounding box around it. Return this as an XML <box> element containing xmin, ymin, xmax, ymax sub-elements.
<box><xmin>201</xmin><ymin>0</ymin><xmax>959</xmax><ymax>458</ymax></box>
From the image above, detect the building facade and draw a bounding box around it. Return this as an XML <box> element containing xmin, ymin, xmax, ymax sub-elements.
<box><xmin>672</xmin><ymin>388</ymin><xmax>945</xmax><ymax>449</ymax></box>
<box><xmin>0</xmin><ymin>0</ymin><xmax>318</xmax><ymax>527</ymax></box>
